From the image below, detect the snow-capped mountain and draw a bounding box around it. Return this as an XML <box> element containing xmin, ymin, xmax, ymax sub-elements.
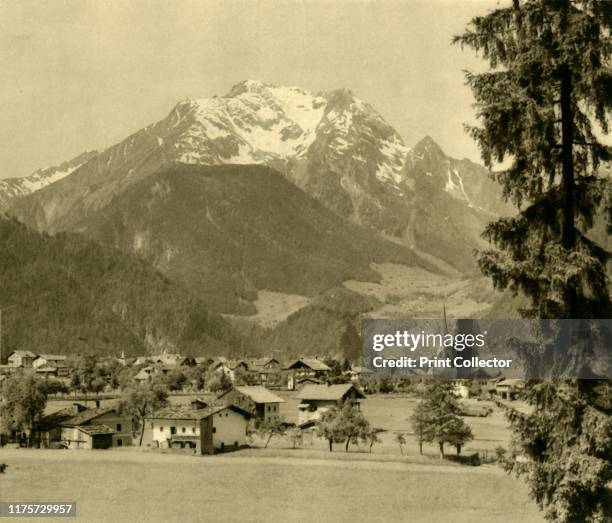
<box><xmin>9</xmin><ymin>80</ymin><xmax>506</xmax><ymax>271</ymax></box>
<box><xmin>0</xmin><ymin>151</ymin><xmax>97</xmax><ymax>211</ymax></box>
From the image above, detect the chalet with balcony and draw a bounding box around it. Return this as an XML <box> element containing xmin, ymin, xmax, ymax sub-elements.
<box><xmin>145</xmin><ymin>399</ymin><xmax>252</xmax><ymax>454</ymax></box>
<box><xmin>285</xmin><ymin>358</ymin><xmax>331</xmax><ymax>390</ymax></box>
<box><xmin>295</xmin><ymin>383</ymin><xmax>366</xmax><ymax>426</ymax></box>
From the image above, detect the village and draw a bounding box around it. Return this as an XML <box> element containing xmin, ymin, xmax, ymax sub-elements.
<box><xmin>0</xmin><ymin>349</ymin><xmax>525</xmax><ymax>457</ymax></box>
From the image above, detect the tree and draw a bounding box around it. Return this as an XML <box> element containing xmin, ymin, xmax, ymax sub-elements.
<box><xmin>317</xmin><ymin>403</ymin><xmax>371</xmax><ymax>452</ymax></box>
<box><xmin>502</xmin><ymin>380</ymin><xmax>612</xmax><ymax>523</ymax></box>
<box><xmin>456</xmin><ymin>3</ymin><xmax>612</xmax><ymax>521</ymax></box>
<box><xmin>118</xmin><ymin>381</ymin><xmax>169</xmax><ymax>446</ymax></box>
<box><xmin>0</xmin><ymin>372</ymin><xmax>47</xmax><ymax>447</ymax></box>
<box><xmin>38</xmin><ymin>379</ymin><xmax>69</xmax><ymax>396</ymax></box>
<box><xmin>163</xmin><ymin>369</ymin><xmax>187</xmax><ymax>391</ymax></box>
<box><xmin>208</xmin><ymin>371</ymin><xmax>232</xmax><ymax>394</ymax></box>
<box><xmin>409</xmin><ymin>402</ymin><xmax>433</xmax><ymax>455</ymax></box>
<box><xmin>257</xmin><ymin>417</ymin><xmax>286</xmax><ymax>449</ymax></box>
<box><xmin>232</xmin><ymin>367</ymin><xmax>258</xmax><ymax>386</ymax></box>
<box><xmin>316</xmin><ymin>406</ymin><xmax>345</xmax><ymax>452</ymax></box>
<box><xmin>444</xmin><ymin>417</ymin><xmax>474</xmax><ymax>455</ymax></box>
<box><xmin>395</xmin><ymin>432</ymin><xmax>407</xmax><ymax>455</ymax></box>
<box><xmin>186</xmin><ymin>366</ymin><xmax>206</xmax><ymax>391</ymax></box>
<box><xmin>69</xmin><ymin>372</ymin><xmax>81</xmax><ymax>395</ymax></box>
<box><xmin>455</xmin><ymin>0</ymin><xmax>612</xmax><ymax>320</ymax></box>
<box><xmin>366</xmin><ymin>428</ymin><xmax>381</xmax><ymax>453</ymax></box>
<box><xmin>410</xmin><ymin>382</ymin><xmax>464</xmax><ymax>458</ymax></box>
<box><xmin>287</xmin><ymin>427</ymin><xmax>303</xmax><ymax>449</ymax></box>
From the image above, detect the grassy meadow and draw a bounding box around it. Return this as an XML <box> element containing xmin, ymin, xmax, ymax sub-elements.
<box><xmin>0</xmin><ymin>448</ymin><xmax>543</xmax><ymax>523</ymax></box>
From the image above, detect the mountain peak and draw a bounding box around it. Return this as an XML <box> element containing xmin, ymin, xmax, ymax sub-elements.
<box><xmin>227</xmin><ymin>79</ymin><xmax>270</xmax><ymax>97</ymax></box>
<box><xmin>412</xmin><ymin>136</ymin><xmax>447</xmax><ymax>160</ymax></box>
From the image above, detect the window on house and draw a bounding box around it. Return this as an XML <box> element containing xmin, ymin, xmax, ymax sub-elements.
<box><xmin>192</xmin><ymin>427</ymin><xmax>196</xmax><ymax>434</ymax></box>
<box><xmin>267</xmin><ymin>405</ymin><xmax>271</xmax><ymax>411</ymax></box>
<box><xmin>150</xmin><ymin>422</ymin><xmax>154</xmax><ymax>429</ymax></box>
<box><xmin>212</xmin><ymin>427</ymin><xmax>216</xmax><ymax>433</ymax></box>
<box><xmin>116</xmin><ymin>424</ymin><xmax>122</xmax><ymax>432</ymax></box>
<box><xmin>117</xmin><ymin>439</ymin><xmax>123</xmax><ymax>447</ymax></box>
<box><xmin>182</xmin><ymin>427</ymin><xmax>186</xmax><ymax>433</ymax></box>
<box><xmin>160</xmin><ymin>427</ymin><xmax>164</xmax><ymax>432</ymax></box>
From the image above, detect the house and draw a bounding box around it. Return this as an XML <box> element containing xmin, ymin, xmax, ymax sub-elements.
<box><xmin>295</xmin><ymin>383</ymin><xmax>366</xmax><ymax>425</ymax></box>
<box><xmin>33</xmin><ymin>354</ymin><xmax>69</xmax><ymax>377</ymax></box>
<box><xmin>152</xmin><ymin>354</ymin><xmax>196</xmax><ymax>367</ymax></box>
<box><xmin>7</xmin><ymin>350</ymin><xmax>37</xmax><ymax>368</ymax></box>
<box><xmin>346</xmin><ymin>366</ymin><xmax>374</xmax><ymax>383</ymax></box>
<box><xmin>145</xmin><ymin>401</ymin><xmax>252</xmax><ymax>453</ymax></box>
<box><xmin>35</xmin><ymin>365</ymin><xmax>59</xmax><ymax>379</ymax></box>
<box><xmin>134</xmin><ymin>366</ymin><xmax>156</xmax><ymax>383</ymax></box>
<box><xmin>209</xmin><ymin>358</ymin><xmax>249</xmax><ymax>382</ymax></box>
<box><xmin>32</xmin><ymin>354</ymin><xmax>67</xmax><ymax>368</ymax></box>
<box><xmin>488</xmin><ymin>378</ymin><xmax>524</xmax><ymax>401</ymax></box>
<box><xmin>35</xmin><ymin>403</ymin><xmax>133</xmax><ymax>449</ymax></box>
<box><xmin>285</xmin><ymin>358</ymin><xmax>331</xmax><ymax>390</ymax></box>
<box><xmin>218</xmin><ymin>386</ymin><xmax>285</xmax><ymax>422</ymax></box>
<box><xmin>244</xmin><ymin>358</ymin><xmax>282</xmax><ymax>386</ymax></box>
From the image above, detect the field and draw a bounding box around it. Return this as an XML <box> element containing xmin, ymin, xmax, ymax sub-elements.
<box><xmin>0</xmin><ymin>448</ymin><xmax>544</xmax><ymax>523</ymax></box>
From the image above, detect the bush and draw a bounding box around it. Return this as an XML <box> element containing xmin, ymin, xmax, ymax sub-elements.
<box><xmin>445</xmin><ymin>453</ymin><xmax>481</xmax><ymax>466</ymax></box>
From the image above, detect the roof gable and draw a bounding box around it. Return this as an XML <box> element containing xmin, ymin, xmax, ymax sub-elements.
<box><xmin>286</xmin><ymin>358</ymin><xmax>331</xmax><ymax>371</ymax></box>
<box><xmin>295</xmin><ymin>383</ymin><xmax>366</xmax><ymax>401</ymax></box>
<box><xmin>234</xmin><ymin>386</ymin><xmax>285</xmax><ymax>404</ymax></box>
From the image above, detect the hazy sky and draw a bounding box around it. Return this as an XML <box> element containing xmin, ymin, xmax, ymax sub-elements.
<box><xmin>0</xmin><ymin>0</ymin><xmax>504</xmax><ymax>179</ymax></box>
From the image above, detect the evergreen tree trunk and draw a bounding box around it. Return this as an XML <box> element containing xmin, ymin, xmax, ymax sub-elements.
<box><xmin>345</xmin><ymin>438</ymin><xmax>350</xmax><ymax>452</ymax></box>
<box><xmin>456</xmin><ymin>444</ymin><xmax>462</xmax><ymax>455</ymax></box>
<box><xmin>559</xmin><ymin>63</ymin><xmax>578</xmax><ymax>318</ymax></box>
<box><xmin>328</xmin><ymin>438</ymin><xmax>333</xmax><ymax>452</ymax></box>
<box><xmin>419</xmin><ymin>440</ymin><xmax>422</xmax><ymax>455</ymax></box>
<box><xmin>438</xmin><ymin>441</ymin><xmax>444</xmax><ymax>459</ymax></box>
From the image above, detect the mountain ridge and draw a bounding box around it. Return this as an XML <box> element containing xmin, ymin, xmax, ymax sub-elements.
<box><xmin>7</xmin><ymin>81</ymin><xmax>503</xmax><ymax>272</ymax></box>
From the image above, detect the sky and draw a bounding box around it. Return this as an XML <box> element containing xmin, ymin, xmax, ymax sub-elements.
<box><xmin>0</xmin><ymin>0</ymin><xmax>505</xmax><ymax>179</ymax></box>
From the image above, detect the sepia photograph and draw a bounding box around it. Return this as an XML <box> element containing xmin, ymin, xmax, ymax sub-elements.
<box><xmin>0</xmin><ymin>1</ymin><xmax>610</xmax><ymax>522</ymax></box>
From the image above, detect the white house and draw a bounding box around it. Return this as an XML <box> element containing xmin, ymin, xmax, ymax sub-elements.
<box><xmin>7</xmin><ymin>350</ymin><xmax>37</xmax><ymax>368</ymax></box>
<box><xmin>145</xmin><ymin>400</ymin><xmax>252</xmax><ymax>453</ymax></box>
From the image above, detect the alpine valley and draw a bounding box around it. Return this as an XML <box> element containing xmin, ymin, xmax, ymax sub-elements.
<box><xmin>2</xmin><ymin>80</ymin><xmax>523</xmax><ymax>358</ymax></box>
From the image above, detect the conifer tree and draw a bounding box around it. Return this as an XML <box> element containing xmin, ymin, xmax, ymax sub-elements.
<box><xmin>454</xmin><ymin>0</ymin><xmax>611</xmax><ymax>319</ymax></box>
<box><xmin>456</xmin><ymin>3</ymin><xmax>612</xmax><ymax>521</ymax></box>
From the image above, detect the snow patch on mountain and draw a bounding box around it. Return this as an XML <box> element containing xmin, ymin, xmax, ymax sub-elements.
<box><xmin>445</xmin><ymin>166</ymin><xmax>473</xmax><ymax>207</ymax></box>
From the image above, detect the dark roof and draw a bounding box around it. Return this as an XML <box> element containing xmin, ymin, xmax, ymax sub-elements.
<box><xmin>35</xmin><ymin>408</ymin><xmax>75</xmax><ymax>431</ymax></box>
<box><xmin>63</xmin><ymin>408</ymin><xmax>115</xmax><ymax>427</ymax></box>
<box><xmin>285</xmin><ymin>358</ymin><xmax>331</xmax><ymax>371</ymax></box>
<box><xmin>36</xmin><ymin>354</ymin><xmax>67</xmax><ymax>362</ymax></box>
<box><xmin>296</xmin><ymin>383</ymin><xmax>366</xmax><ymax>401</ymax></box>
<box><xmin>147</xmin><ymin>402</ymin><xmax>252</xmax><ymax>421</ymax></box>
<box><xmin>77</xmin><ymin>424</ymin><xmax>115</xmax><ymax>436</ymax></box>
